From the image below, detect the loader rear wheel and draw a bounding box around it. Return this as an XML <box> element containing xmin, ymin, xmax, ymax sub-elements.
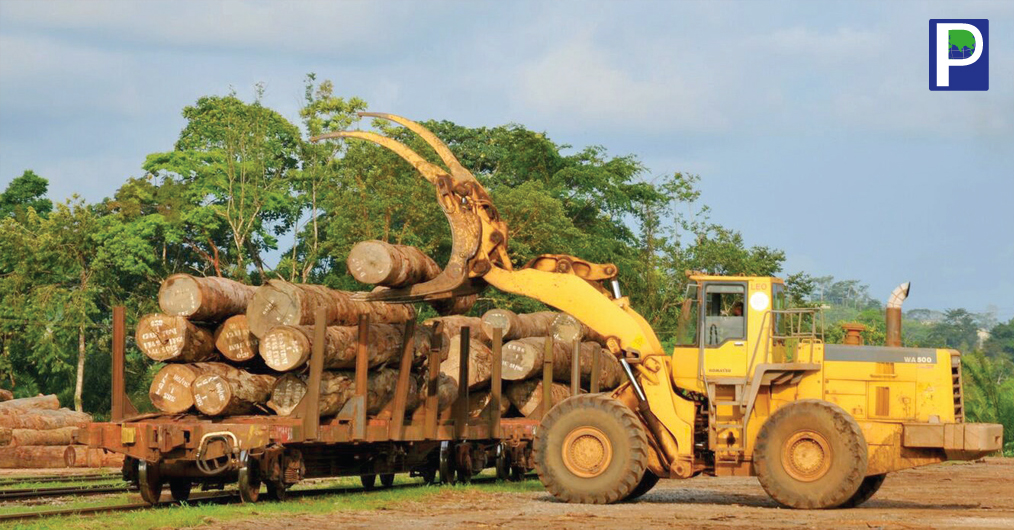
<box><xmin>839</xmin><ymin>474</ymin><xmax>886</xmax><ymax>508</ymax></box>
<box><xmin>754</xmin><ymin>400</ymin><xmax>867</xmax><ymax>509</ymax></box>
<box><xmin>534</xmin><ymin>394</ymin><xmax>649</xmax><ymax>504</ymax></box>
<box><xmin>623</xmin><ymin>470</ymin><xmax>660</xmax><ymax>501</ymax></box>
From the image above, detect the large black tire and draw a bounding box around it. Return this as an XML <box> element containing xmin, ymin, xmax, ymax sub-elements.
<box><xmin>754</xmin><ymin>400</ymin><xmax>868</xmax><ymax>509</ymax></box>
<box><xmin>534</xmin><ymin>394</ymin><xmax>649</xmax><ymax>504</ymax></box>
<box><xmin>623</xmin><ymin>470</ymin><xmax>660</xmax><ymax>501</ymax></box>
<box><xmin>839</xmin><ymin>474</ymin><xmax>886</xmax><ymax>508</ymax></box>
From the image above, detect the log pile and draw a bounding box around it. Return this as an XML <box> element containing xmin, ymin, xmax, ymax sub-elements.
<box><xmin>138</xmin><ymin>267</ymin><xmax>459</xmax><ymax>421</ymax></box>
<box><xmin>0</xmin><ymin>394</ymin><xmax>120</xmax><ymax>468</ymax></box>
<box><xmin>134</xmin><ymin>251</ymin><xmax>624</xmax><ymax>426</ymax></box>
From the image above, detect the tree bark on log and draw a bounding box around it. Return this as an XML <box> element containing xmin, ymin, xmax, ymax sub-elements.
<box><xmin>501</xmin><ymin>337</ymin><xmax>623</xmax><ymax>389</ymax></box>
<box><xmin>266</xmin><ymin>369</ymin><xmax>398</xmax><ymax>417</ymax></box>
<box><xmin>158</xmin><ymin>274</ymin><xmax>256</xmax><ymax>321</ymax></box>
<box><xmin>148</xmin><ymin>362</ymin><xmax>237</xmax><ymax>413</ymax></box>
<box><xmin>192</xmin><ymin>367</ymin><xmax>277</xmax><ymax>416</ymax></box>
<box><xmin>213</xmin><ymin>315</ymin><xmax>259</xmax><ymax>362</ymax></box>
<box><xmin>415</xmin><ymin>372</ymin><xmax>458</xmax><ymax>416</ymax></box>
<box><xmin>246</xmin><ymin>280</ymin><xmax>416</xmax><ymax>338</ymax></box>
<box><xmin>136</xmin><ymin>315</ymin><xmax>218</xmax><ymax>363</ymax></box>
<box><xmin>467</xmin><ymin>390</ymin><xmax>511</xmax><ymax>421</ymax></box>
<box><xmin>0</xmin><ymin>389</ymin><xmax>13</xmax><ymax>402</ymax></box>
<box><xmin>506</xmin><ymin>379</ymin><xmax>571</xmax><ymax>420</ymax></box>
<box><xmin>0</xmin><ymin>445</ymin><xmax>75</xmax><ymax>468</ymax></box>
<box><xmin>0</xmin><ymin>426</ymin><xmax>79</xmax><ymax>447</ymax></box>
<box><xmin>71</xmin><ymin>447</ymin><xmax>124</xmax><ymax>468</ymax></box>
<box><xmin>430</xmin><ymin>294</ymin><xmax>478</xmax><ymax>316</ymax></box>
<box><xmin>0</xmin><ymin>409</ymin><xmax>92</xmax><ymax>430</ymax></box>
<box><xmin>346</xmin><ymin>240</ymin><xmax>442</xmax><ymax>287</ymax></box>
<box><xmin>346</xmin><ymin>241</ymin><xmax>477</xmax><ymax>316</ymax></box>
<box><xmin>480</xmin><ymin>310</ymin><xmax>557</xmax><ymax>341</ymax></box>
<box><xmin>259</xmin><ymin>323</ymin><xmax>404</xmax><ymax>372</ymax></box>
<box><xmin>550</xmin><ymin>313</ymin><xmax>610</xmax><ymax>346</ymax></box>
<box><xmin>0</xmin><ymin>394</ymin><xmax>60</xmax><ymax>412</ymax></box>
<box><xmin>440</xmin><ymin>335</ymin><xmax>493</xmax><ymax>390</ymax></box>
<box><xmin>423</xmin><ymin>316</ymin><xmax>483</xmax><ymax>358</ymax></box>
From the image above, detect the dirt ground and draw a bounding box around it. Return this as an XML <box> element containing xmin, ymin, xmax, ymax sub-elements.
<box><xmin>213</xmin><ymin>458</ymin><xmax>1014</xmax><ymax>530</ymax></box>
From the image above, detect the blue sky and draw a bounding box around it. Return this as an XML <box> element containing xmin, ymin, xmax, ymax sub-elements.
<box><xmin>1</xmin><ymin>0</ymin><xmax>1011</xmax><ymax>319</ymax></box>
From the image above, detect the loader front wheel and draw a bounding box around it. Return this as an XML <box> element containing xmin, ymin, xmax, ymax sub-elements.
<box><xmin>839</xmin><ymin>474</ymin><xmax>886</xmax><ymax>508</ymax></box>
<box><xmin>754</xmin><ymin>400</ymin><xmax>867</xmax><ymax>509</ymax></box>
<box><xmin>534</xmin><ymin>394</ymin><xmax>649</xmax><ymax>504</ymax></box>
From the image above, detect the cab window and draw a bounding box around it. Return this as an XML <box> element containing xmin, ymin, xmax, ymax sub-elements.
<box><xmin>703</xmin><ymin>284</ymin><xmax>746</xmax><ymax>346</ymax></box>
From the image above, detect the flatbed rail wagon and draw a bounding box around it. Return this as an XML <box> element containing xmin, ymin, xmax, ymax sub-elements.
<box><xmin>79</xmin><ymin>306</ymin><xmax>570</xmax><ymax>503</ymax></box>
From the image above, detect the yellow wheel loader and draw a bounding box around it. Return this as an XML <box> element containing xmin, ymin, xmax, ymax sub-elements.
<box><xmin>313</xmin><ymin>114</ymin><xmax>1003</xmax><ymax>509</ymax></box>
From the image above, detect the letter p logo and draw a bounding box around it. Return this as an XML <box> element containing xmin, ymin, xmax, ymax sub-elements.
<box><xmin>930</xmin><ymin>20</ymin><xmax>988</xmax><ymax>91</ymax></box>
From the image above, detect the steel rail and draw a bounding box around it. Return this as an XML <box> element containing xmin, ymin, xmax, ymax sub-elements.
<box><xmin>0</xmin><ymin>474</ymin><xmax>531</xmax><ymax>522</ymax></box>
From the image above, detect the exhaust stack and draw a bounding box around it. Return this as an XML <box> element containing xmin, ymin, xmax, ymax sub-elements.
<box><xmin>885</xmin><ymin>282</ymin><xmax>910</xmax><ymax>347</ymax></box>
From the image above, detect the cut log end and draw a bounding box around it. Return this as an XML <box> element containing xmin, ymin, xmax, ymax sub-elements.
<box><xmin>136</xmin><ymin>314</ymin><xmax>217</xmax><ymax>363</ymax></box>
<box><xmin>259</xmin><ymin>326</ymin><xmax>311</xmax><ymax>372</ymax></box>
<box><xmin>266</xmin><ymin>374</ymin><xmax>306</xmax><ymax>416</ymax></box>
<box><xmin>192</xmin><ymin>375</ymin><xmax>233</xmax><ymax>416</ymax></box>
<box><xmin>149</xmin><ymin>364</ymin><xmax>199</xmax><ymax>413</ymax></box>
<box><xmin>158</xmin><ymin>274</ymin><xmax>255</xmax><ymax>321</ymax></box>
<box><xmin>214</xmin><ymin>315</ymin><xmax>259</xmax><ymax>362</ymax></box>
<box><xmin>347</xmin><ymin>240</ymin><xmax>398</xmax><ymax>285</ymax></box>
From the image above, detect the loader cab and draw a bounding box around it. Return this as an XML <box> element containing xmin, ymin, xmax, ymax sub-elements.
<box><xmin>671</xmin><ymin>275</ymin><xmax>781</xmax><ymax>392</ymax></box>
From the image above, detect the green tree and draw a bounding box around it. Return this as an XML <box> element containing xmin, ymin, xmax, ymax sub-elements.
<box><xmin>983</xmin><ymin>318</ymin><xmax>1014</xmax><ymax>362</ymax></box>
<box><xmin>962</xmin><ymin>351</ymin><xmax>1014</xmax><ymax>454</ymax></box>
<box><xmin>143</xmin><ymin>90</ymin><xmax>302</xmax><ymax>280</ymax></box>
<box><xmin>1</xmin><ymin>170</ymin><xmax>53</xmax><ymax>218</ymax></box>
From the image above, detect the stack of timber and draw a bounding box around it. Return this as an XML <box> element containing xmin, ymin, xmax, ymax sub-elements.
<box><xmin>480</xmin><ymin>310</ymin><xmax>625</xmax><ymax>420</ymax></box>
<box><xmin>0</xmin><ymin>394</ymin><xmax>114</xmax><ymax>468</ymax></box>
<box><xmin>142</xmin><ymin>268</ymin><xmax>442</xmax><ymax>420</ymax></box>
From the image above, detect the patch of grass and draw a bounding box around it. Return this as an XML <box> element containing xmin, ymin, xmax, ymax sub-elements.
<box><xmin>3</xmin><ymin>476</ymin><xmax>544</xmax><ymax>530</ymax></box>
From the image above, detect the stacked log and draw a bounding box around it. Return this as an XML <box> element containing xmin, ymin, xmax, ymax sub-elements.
<box><xmin>440</xmin><ymin>335</ymin><xmax>494</xmax><ymax>390</ymax></box>
<box><xmin>266</xmin><ymin>369</ymin><xmax>399</xmax><ymax>416</ymax></box>
<box><xmin>0</xmin><ymin>395</ymin><xmax>92</xmax><ymax>468</ymax></box>
<box><xmin>245</xmin><ymin>280</ymin><xmax>414</xmax><ymax>339</ymax></box>
<box><xmin>259</xmin><ymin>323</ymin><xmax>405</xmax><ymax>372</ymax></box>
<box><xmin>480</xmin><ymin>309</ymin><xmax>556</xmax><ymax>342</ymax></box>
<box><xmin>214</xmin><ymin>315</ymin><xmax>259</xmax><ymax>363</ymax></box>
<box><xmin>506</xmin><ymin>379</ymin><xmax>571</xmax><ymax>420</ymax></box>
<box><xmin>501</xmin><ymin>337</ymin><xmax>623</xmax><ymax>389</ymax></box>
<box><xmin>158</xmin><ymin>274</ymin><xmax>256</xmax><ymax>321</ymax></box>
<box><xmin>136</xmin><ymin>314</ymin><xmax>218</xmax><ymax>362</ymax></box>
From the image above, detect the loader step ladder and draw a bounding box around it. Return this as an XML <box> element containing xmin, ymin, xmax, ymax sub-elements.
<box><xmin>706</xmin><ymin>364</ymin><xmax>822</xmax><ymax>463</ymax></box>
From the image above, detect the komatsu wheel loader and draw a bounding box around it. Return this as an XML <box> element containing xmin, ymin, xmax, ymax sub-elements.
<box><xmin>314</xmin><ymin>114</ymin><xmax>1002</xmax><ymax>509</ymax></box>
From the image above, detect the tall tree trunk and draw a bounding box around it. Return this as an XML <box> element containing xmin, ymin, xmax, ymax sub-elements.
<box><xmin>75</xmin><ymin>323</ymin><xmax>85</xmax><ymax>412</ymax></box>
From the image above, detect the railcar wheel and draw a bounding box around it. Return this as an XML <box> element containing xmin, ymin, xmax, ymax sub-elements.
<box><xmin>237</xmin><ymin>453</ymin><xmax>262</xmax><ymax>503</ymax></box>
<box><xmin>754</xmin><ymin>400</ymin><xmax>867</xmax><ymax>509</ymax></box>
<box><xmin>840</xmin><ymin>474</ymin><xmax>886</xmax><ymax>508</ymax></box>
<box><xmin>420</xmin><ymin>467</ymin><xmax>437</xmax><ymax>485</ymax></box>
<box><xmin>360</xmin><ymin>474</ymin><xmax>377</xmax><ymax>490</ymax></box>
<box><xmin>380</xmin><ymin>473</ymin><xmax>395</xmax><ymax>488</ymax></box>
<box><xmin>137</xmin><ymin>460</ymin><xmax>163</xmax><ymax>505</ymax></box>
<box><xmin>266</xmin><ymin>480</ymin><xmax>289</xmax><ymax>501</ymax></box>
<box><xmin>439</xmin><ymin>442</ymin><xmax>455</xmax><ymax>484</ymax></box>
<box><xmin>534</xmin><ymin>394</ymin><xmax>649</xmax><ymax>504</ymax></box>
<box><xmin>168</xmin><ymin>478</ymin><xmax>192</xmax><ymax>502</ymax></box>
<box><xmin>495</xmin><ymin>445</ymin><xmax>510</xmax><ymax>481</ymax></box>
<box><xmin>623</xmin><ymin>470</ymin><xmax>660</xmax><ymax>501</ymax></box>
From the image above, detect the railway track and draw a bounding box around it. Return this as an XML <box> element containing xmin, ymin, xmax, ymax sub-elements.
<box><xmin>0</xmin><ymin>474</ymin><xmax>526</xmax><ymax>523</ymax></box>
<box><xmin>0</xmin><ymin>483</ymin><xmax>131</xmax><ymax>501</ymax></box>
<box><xmin>0</xmin><ymin>472</ymin><xmax>120</xmax><ymax>487</ymax></box>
